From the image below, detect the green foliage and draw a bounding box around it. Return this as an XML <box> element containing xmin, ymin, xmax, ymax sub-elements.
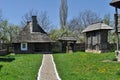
<box><xmin>0</xmin><ymin>20</ymin><xmax>9</xmax><ymax>43</ymax></box>
<box><xmin>0</xmin><ymin>54</ymin><xmax>42</xmax><ymax>80</ymax></box>
<box><xmin>50</xmin><ymin>29</ymin><xmax>64</xmax><ymax>40</ymax></box>
<box><xmin>0</xmin><ymin>20</ymin><xmax>21</xmax><ymax>43</ymax></box>
<box><xmin>54</xmin><ymin>52</ymin><xmax>120</xmax><ymax>80</ymax></box>
<box><xmin>7</xmin><ymin>24</ymin><xmax>21</xmax><ymax>43</ymax></box>
<box><xmin>103</xmin><ymin>14</ymin><xmax>114</xmax><ymax>27</ymax></box>
<box><xmin>103</xmin><ymin>14</ymin><xmax>111</xmax><ymax>26</ymax></box>
<box><xmin>108</xmin><ymin>31</ymin><xmax>115</xmax><ymax>43</ymax></box>
<box><xmin>0</xmin><ymin>20</ymin><xmax>21</xmax><ymax>50</ymax></box>
<box><xmin>103</xmin><ymin>14</ymin><xmax>115</xmax><ymax>44</ymax></box>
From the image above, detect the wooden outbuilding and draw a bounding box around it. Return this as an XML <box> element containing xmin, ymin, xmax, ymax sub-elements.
<box><xmin>58</xmin><ymin>37</ymin><xmax>77</xmax><ymax>53</ymax></box>
<box><xmin>82</xmin><ymin>22</ymin><xmax>113</xmax><ymax>53</ymax></box>
<box><xmin>110</xmin><ymin>0</ymin><xmax>120</xmax><ymax>61</ymax></box>
<box><xmin>12</xmin><ymin>16</ymin><xmax>53</xmax><ymax>54</ymax></box>
<box><xmin>110</xmin><ymin>0</ymin><xmax>120</xmax><ymax>8</ymax></box>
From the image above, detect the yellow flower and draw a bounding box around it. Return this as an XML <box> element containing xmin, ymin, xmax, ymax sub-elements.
<box><xmin>98</xmin><ymin>67</ymin><xmax>106</xmax><ymax>73</ymax></box>
<box><xmin>117</xmin><ymin>78</ymin><xmax>120</xmax><ymax>80</ymax></box>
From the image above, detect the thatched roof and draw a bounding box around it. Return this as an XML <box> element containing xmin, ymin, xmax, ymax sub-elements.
<box><xmin>82</xmin><ymin>22</ymin><xmax>113</xmax><ymax>33</ymax></box>
<box><xmin>58</xmin><ymin>37</ymin><xmax>77</xmax><ymax>41</ymax></box>
<box><xmin>13</xmin><ymin>16</ymin><xmax>52</xmax><ymax>43</ymax></box>
<box><xmin>110</xmin><ymin>0</ymin><xmax>120</xmax><ymax>8</ymax></box>
<box><xmin>82</xmin><ymin>22</ymin><xmax>112</xmax><ymax>33</ymax></box>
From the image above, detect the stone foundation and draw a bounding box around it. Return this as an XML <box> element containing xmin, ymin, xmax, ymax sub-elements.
<box><xmin>115</xmin><ymin>51</ymin><xmax>120</xmax><ymax>62</ymax></box>
<box><xmin>85</xmin><ymin>50</ymin><xmax>101</xmax><ymax>53</ymax></box>
<box><xmin>85</xmin><ymin>49</ymin><xmax>109</xmax><ymax>54</ymax></box>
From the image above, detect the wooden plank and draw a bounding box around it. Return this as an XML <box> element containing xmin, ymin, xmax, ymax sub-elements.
<box><xmin>117</xmin><ymin>14</ymin><xmax>120</xmax><ymax>32</ymax></box>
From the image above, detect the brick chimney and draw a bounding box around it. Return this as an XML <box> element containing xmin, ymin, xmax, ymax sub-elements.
<box><xmin>32</xmin><ymin>16</ymin><xmax>38</xmax><ymax>32</ymax></box>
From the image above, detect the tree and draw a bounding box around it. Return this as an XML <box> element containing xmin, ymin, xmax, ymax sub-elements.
<box><xmin>67</xmin><ymin>10</ymin><xmax>101</xmax><ymax>42</ymax></box>
<box><xmin>67</xmin><ymin>18</ymin><xmax>84</xmax><ymax>42</ymax></box>
<box><xmin>59</xmin><ymin>0</ymin><xmax>68</xmax><ymax>30</ymax></box>
<box><xmin>0</xmin><ymin>20</ymin><xmax>9</xmax><ymax>43</ymax></box>
<box><xmin>103</xmin><ymin>14</ymin><xmax>114</xmax><ymax>27</ymax></box>
<box><xmin>50</xmin><ymin>29</ymin><xmax>63</xmax><ymax>41</ymax></box>
<box><xmin>0</xmin><ymin>20</ymin><xmax>21</xmax><ymax>49</ymax></box>
<box><xmin>103</xmin><ymin>14</ymin><xmax>114</xmax><ymax>43</ymax></box>
<box><xmin>21</xmin><ymin>10</ymin><xmax>52</xmax><ymax>32</ymax></box>
<box><xmin>67</xmin><ymin>18</ymin><xmax>79</xmax><ymax>32</ymax></box>
<box><xmin>7</xmin><ymin>24</ymin><xmax>21</xmax><ymax>44</ymax></box>
<box><xmin>77</xmin><ymin>10</ymin><xmax>101</xmax><ymax>28</ymax></box>
<box><xmin>103</xmin><ymin>14</ymin><xmax>111</xmax><ymax>26</ymax></box>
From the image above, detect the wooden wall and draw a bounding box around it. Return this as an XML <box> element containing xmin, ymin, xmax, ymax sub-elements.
<box><xmin>13</xmin><ymin>43</ymin><xmax>51</xmax><ymax>54</ymax></box>
<box><xmin>85</xmin><ymin>30</ymin><xmax>109</xmax><ymax>53</ymax></box>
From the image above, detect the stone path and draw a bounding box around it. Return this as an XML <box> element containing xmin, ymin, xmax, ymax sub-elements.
<box><xmin>37</xmin><ymin>54</ymin><xmax>61</xmax><ymax>80</ymax></box>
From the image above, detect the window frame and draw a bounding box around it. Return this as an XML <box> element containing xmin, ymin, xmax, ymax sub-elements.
<box><xmin>21</xmin><ymin>43</ymin><xmax>28</xmax><ymax>51</ymax></box>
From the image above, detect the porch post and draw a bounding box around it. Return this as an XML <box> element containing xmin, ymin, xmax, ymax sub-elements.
<box><xmin>115</xmin><ymin>7</ymin><xmax>119</xmax><ymax>51</ymax></box>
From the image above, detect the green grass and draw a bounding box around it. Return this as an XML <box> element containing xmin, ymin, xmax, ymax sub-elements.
<box><xmin>54</xmin><ymin>52</ymin><xmax>120</xmax><ymax>80</ymax></box>
<box><xmin>0</xmin><ymin>54</ymin><xmax>42</xmax><ymax>80</ymax></box>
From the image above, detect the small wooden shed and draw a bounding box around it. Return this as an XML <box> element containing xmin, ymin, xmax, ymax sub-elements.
<box><xmin>58</xmin><ymin>37</ymin><xmax>77</xmax><ymax>53</ymax></box>
<box><xmin>82</xmin><ymin>22</ymin><xmax>113</xmax><ymax>53</ymax></box>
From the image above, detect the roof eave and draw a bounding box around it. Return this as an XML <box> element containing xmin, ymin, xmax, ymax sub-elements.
<box><xmin>110</xmin><ymin>1</ymin><xmax>120</xmax><ymax>8</ymax></box>
<box><xmin>81</xmin><ymin>31</ymin><xmax>86</xmax><ymax>33</ymax></box>
<box><xmin>58</xmin><ymin>37</ymin><xmax>77</xmax><ymax>41</ymax></box>
<box><xmin>82</xmin><ymin>28</ymin><xmax>113</xmax><ymax>33</ymax></box>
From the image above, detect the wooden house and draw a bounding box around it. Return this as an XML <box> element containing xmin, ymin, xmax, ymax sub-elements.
<box><xmin>82</xmin><ymin>22</ymin><xmax>113</xmax><ymax>53</ymax></box>
<box><xmin>58</xmin><ymin>37</ymin><xmax>77</xmax><ymax>53</ymax></box>
<box><xmin>12</xmin><ymin>16</ymin><xmax>53</xmax><ymax>54</ymax></box>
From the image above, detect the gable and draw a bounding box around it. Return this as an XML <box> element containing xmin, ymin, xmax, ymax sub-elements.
<box><xmin>32</xmin><ymin>24</ymin><xmax>46</xmax><ymax>34</ymax></box>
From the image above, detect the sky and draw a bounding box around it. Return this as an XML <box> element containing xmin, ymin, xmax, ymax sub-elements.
<box><xmin>0</xmin><ymin>0</ymin><xmax>117</xmax><ymax>28</ymax></box>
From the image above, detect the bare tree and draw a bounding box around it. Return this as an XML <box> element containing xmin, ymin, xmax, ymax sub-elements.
<box><xmin>67</xmin><ymin>18</ymin><xmax>84</xmax><ymax>42</ymax></box>
<box><xmin>67</xmin><ymin>10</ymin><xmax>101</xmax><ymax>42</ymax></box>
<box><xmin>21</xmin><ymin>10</ymin><xmax>52</xmax><ymax>32</ymax></box>
<box><xmin>68</xmin><ymin>18</ymin><xmax>81</xmax><ymax>32</ymax></box>
<box><xmin>60</xmin><ymin>0</ymin><xmax>68</xmax><ymax>30</ymax></box>
<box><xmin>38</xmin><ymin>11</ymin><xmax>51</xmax><ymax>32</ymax></box>
<box><xmin>77</xmin><ymin>10</ymin><xmax>101</xmax><ymax>28</ymax></box>
<box><xmin>21</xmin><ymin>10</ymin><xmax>38</xmax><ymax>26</ymax></box>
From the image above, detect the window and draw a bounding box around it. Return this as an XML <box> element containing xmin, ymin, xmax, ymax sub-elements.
<box><xmin>21</xmin><ymin>43</ymin><xmax>28</xmax><ymax>51</ymax></box>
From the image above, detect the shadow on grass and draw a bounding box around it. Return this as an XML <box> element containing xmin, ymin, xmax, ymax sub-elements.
<box><xmin>0</xmin><ymin>65</ymin><xmax>3</xmax><ymax>71</ymax></box>
<box><xmin>0</xmin><ymin>57</ymin><xmax>15</xmax><ymax>62</ymax></box>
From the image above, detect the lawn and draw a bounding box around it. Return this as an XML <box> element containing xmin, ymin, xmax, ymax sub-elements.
<box><xmin>54</xmin><ymin>52</ymin><xmax>120</xmax><ymax>80</ymax></box>
<box><xmin>0</xmin><ymin>54</ymin><xmax>42</xmax><ymax>80</ymax></box>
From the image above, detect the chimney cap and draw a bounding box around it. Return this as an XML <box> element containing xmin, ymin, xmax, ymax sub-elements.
<box><xmin>32</xmin><ymin>16</ymin><xmax>37</xmax><ymax>23</ymax></box>
<box><xmin>32</xmin><ymin>15</ymin><xmax>37</xmax><ymax>18</ymax></box>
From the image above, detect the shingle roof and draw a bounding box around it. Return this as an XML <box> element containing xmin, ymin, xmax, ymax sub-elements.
<box><xmin>82</xmin><ymin>22</ymin><xmax>113</xmax><ymax>33</ymax></box>
<box><xmin>110</xmin><ymin>0</ymin><xmax>120</xmax><ymax>8</ymax></box>
<box><xmin>58</xmin><ymin>37</ymin><xmax>77</xmax><ymax>41</ymax></box>
<box><xmin>13</xmin><ymin>16</ymin><xmax>53</xmax><ymax>43</ymax></box>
